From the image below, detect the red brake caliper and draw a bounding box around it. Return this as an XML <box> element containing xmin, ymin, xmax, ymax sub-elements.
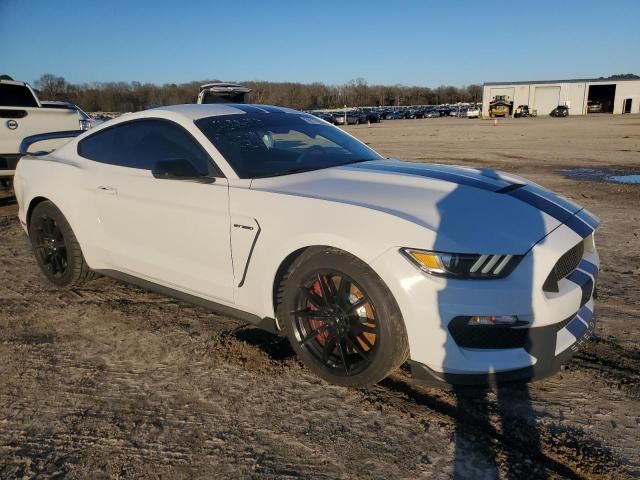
<box><xmin>309</xmin><ymin>277</ymin><xmax>330</xmax><ymax>343</ymax></box>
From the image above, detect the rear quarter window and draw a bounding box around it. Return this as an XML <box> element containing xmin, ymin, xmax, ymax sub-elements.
<box><xmin>0</xmin><ymin>83</ymin><xmax>38</xmax><ymax>107</ymax></box>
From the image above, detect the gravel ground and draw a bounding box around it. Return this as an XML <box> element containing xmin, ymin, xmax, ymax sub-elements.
<box><xmin>1</xmin><ymin>114</ymin><xmax>639</xmax><ymax>479</ymax></box>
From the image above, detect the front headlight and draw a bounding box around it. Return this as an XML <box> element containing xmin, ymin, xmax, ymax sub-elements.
<box><xmin>400</xmin><ymin>248</ymin><xmax>522</xmax><ymax>279</ymax></box>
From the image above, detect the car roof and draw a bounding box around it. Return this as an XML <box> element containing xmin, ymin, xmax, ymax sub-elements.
<box><xmin>150</xmin><ymin>103</ymin><xmax>298</xmax><ymax>120</ymax></box>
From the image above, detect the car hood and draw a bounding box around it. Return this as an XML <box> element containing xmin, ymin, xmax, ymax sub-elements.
<box><xmin>249</xmin><ymin>159</ymin><xmax>586</xmax><ymax>254</ymax></box>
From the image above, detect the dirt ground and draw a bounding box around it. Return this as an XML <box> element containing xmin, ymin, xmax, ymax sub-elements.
<box><xmin>1</xmin><ymin>115</ymin><xmax>639</xmax><ymax>479</ymax></box>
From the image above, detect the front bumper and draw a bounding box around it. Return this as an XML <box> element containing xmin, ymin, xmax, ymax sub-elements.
<box><xmin>370</xmin><ymin>216</ymin><xmax>599</xmax><ymax>386</ymax></box>
<box><xmin>409</xmin><ymin>300</ymin><xmax>596</xmax><ymax>387</ymax></box>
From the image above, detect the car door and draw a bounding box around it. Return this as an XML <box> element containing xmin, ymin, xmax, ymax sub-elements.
<box><xmin>78</xmin><ymin>118</ymin><xmax>234</xmax><ymax>303</ymax></box>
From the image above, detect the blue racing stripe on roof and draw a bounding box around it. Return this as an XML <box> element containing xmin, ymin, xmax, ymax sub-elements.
<box><xmin>347</xmin><ymin>162</ymin><xmax>504</xmax><ymax>191</ymax></box>
<box><xmin>230</xmin><ymin>105</ymin><xmax>271</xmax><ymax>113</ymax></box>
<box><xmin>256</xmin><ymin>105</ymin><xmax>287</xmax><ymax>113</ymax></box>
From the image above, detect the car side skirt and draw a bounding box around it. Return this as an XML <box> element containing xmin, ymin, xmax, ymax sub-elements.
<box><xmin>95</xmin><ymin>269</ymin><xmax>280</xmax><ymax>334</ymax></box>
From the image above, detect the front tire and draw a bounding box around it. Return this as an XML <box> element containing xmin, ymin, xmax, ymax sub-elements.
<box><xmin>277</xmin><ymin>248</ymin><xmax>409</xmax><ymax>387</ymax></box>
<box><xmin>29</xmin><ymin>201</ymin><xmax>97</xmax><ymax>287</ymax></box>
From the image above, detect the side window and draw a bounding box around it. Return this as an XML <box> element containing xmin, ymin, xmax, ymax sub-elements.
<box><xmin>78</xmin><ymin>119</ymin><xmax>222</xmax><ymax>176</ymax></box>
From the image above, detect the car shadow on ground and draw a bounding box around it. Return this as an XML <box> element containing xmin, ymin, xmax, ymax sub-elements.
<box><xmin>379</xmin><ymin>376</ymin><xmax>582</xmax><ymax>479</ymax></box>
<box><xmin>230</xmin><ymin>327</ymin><xmax>296</xmax><ymax>361</ymax></box>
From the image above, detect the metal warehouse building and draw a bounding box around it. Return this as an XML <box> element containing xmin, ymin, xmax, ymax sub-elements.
<box><xmin>482</xmin><ymin>78</ymin><xmax>640</xmax><ymax>116</ymax></box>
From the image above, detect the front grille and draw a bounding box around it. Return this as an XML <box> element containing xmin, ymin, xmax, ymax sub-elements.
<box><xmin>449</xmin><ymin>314</ymin><xmax>577</xmax><ymax>350</ymax></box>
<box><xmin>543</xmin><ymin>241</ymin><xmax>584</xmax><ymax>292</ymax></box>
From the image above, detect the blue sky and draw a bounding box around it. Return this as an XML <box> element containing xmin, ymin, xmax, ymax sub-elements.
<box><xmin>1</xmin><ymin>0</ymin><xmax>638</xmax><ymax>87</ymax></box>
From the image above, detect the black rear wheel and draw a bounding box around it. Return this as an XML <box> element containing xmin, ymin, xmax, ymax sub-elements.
<box><xmin>277</xmin><ymin>248</ymin><xmax>409</xmax><ymax>387</ymax></box>
<box><xmin>29</xmin><ymin>201</ymin><xmax>97</xmax><ymax>287</ymax></box>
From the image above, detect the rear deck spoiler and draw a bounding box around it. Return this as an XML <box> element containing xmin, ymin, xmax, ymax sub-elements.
<box><xmin>19</xmin><ymin>130</ymin><xmax>84</xmax><ymax>156</ymax></box>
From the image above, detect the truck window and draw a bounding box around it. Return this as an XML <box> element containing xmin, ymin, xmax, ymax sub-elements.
<box><xmin>201</xmin><ymin>91</ymin><xmax>248</xmax><ymax>104</ymax></box>
<box><xmin>0</xmin><ymin>83</ymin><xmax>38</xmax><ymax>107</ymax></box>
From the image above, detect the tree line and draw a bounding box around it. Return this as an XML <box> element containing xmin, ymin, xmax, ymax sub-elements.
<box><xmin>28</xmin><ymin>74</ymin><xmax>483</xmax><ymax>112</ymax></box>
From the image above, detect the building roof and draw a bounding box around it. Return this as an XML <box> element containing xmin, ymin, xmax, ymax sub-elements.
<box><xmin>484</xmin><ymin>78</ymin><xmax>640</xmax><ymax>86</ymax></box>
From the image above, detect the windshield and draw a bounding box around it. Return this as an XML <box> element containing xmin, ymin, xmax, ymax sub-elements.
<box><xmin>195</xmin><ymin>112</ymin><xmax>382</xmax><ymax>178</ymax></box>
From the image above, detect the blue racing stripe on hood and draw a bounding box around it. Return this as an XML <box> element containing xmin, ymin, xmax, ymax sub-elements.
<box><xmin>508</xmin><ymin>188</ymin><xmax>575</xmax><ymax>223</ymax></box>
<box><xmin>346</xmin><ymin>160</ymin><xmax>598</xmax><ymax>238</ymax></box>
<box><xmin>507</xmin><ymin>189</ymin><xmax>596</xmax><ymax>238</ymax></box>
<box><xmin>565</xmin><ymin>214</ymin><xmax>596</xmax><ymax>238</ymax></box>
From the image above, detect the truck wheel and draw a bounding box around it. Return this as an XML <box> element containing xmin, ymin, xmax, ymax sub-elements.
<box><xmin>29</xmin><ymin>201</ymin><xmax>98</xmax><ymax>287</ymax></box>
<box><xmin>276</xmin><ymin>247</ymin><xmax>410</xmax><ymax>387</ymax></box>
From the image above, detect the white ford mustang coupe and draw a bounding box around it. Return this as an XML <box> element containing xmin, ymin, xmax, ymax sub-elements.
<box><xmin>14</xmin><ymin>104</ymin><xmax>599</xmax><ymax>387</ymax></box>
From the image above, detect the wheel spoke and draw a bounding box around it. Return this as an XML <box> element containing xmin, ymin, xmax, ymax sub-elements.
<box><xmin>337</xmin><ymin>340</ymin><xmax>349</xmax><ymax>374</ymax></box>
<box><xmin>301</xmin><ymin>324</ymin><xmax>329</xmax><ymax>344</ymax></box>
<box><xmin>322</xmin><ymin>336</ymin><xmax>337</xmax><ymax>364</ymax></box>
<box><xmin>346</xmin><ymin>297</ymin><xmax>367</xmax><ymax>314</ymax></box>
<box><xmin>299</xmin><ymin>287</ymin><xmax>323</xmax><ymax>309</ymax></box>
<box><xmin>294</xmin><ymin>309</ymin><xmax>331</xmax><ymax>319</ymax></box>
<box><xmin>346</xmin><ymin>335</ymin><xmax>371</xmax><ymax>363</ymax></box>
<box><xmin>336</xmin><ymin>276</ymin><xmax>351</xmax><ymax>307</ymax></box>
<box><xmin>356</xmin><ymin>332</ymin><xmax>375</xmax><ymax>349</ymax></box>
<box><xmin>43</xmin><ymin>217</ymin><xmax>55</xmax><ymax>237</ymax></box>
<box><xmin>51</xmin><ymin>254</ymin><xmax>61</xmax><ymax>274</ymax></box>
<box><xmin>357</xmin><ymin>323</ymin><xmax>377</xmax><ymax>334</ymax></box>
<box><xmin>316</xmin><ymin>273</ymin><xmax>332</xmax><ymax>305</ymax></box>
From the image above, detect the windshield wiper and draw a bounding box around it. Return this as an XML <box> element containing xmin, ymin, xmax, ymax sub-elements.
<box><xmin>253</xmin><ymin>159</ymin><xmax>379</xmax><ymax>179</ymax></box>
<box><xmin>343</xmin><ymin>158</ymin><xmax>378</xmax><ymax>166</ymax></box>
<box><xmin>254</xmin><ymin>166</ymin><xmax>323</xmax><ymax>178</ymax></box>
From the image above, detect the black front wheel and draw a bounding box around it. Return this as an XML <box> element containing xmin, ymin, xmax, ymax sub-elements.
<box><xmin>29</xmin><ymin>201</ymin><xmax>97</xmax><ymax>287</ymax></box>
<box><xmin>277</xmin><ymin>248</ymin><xmax>409</xmax><ymax>387</ymax></box>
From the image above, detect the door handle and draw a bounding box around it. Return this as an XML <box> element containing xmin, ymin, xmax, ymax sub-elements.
<box><xmin>96</xmin><ymin>185</ymin><xmax>117</xmax><ymax>194</ymax></box>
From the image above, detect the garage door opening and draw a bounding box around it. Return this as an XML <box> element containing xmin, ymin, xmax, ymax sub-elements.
<box><xmin>587</xmin><ymin>84</ymin><xmax>616</xmax><ymax>113</ymax></box>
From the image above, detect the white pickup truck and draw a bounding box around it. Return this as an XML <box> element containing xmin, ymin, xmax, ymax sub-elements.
<box><xmin>196</xmin><ymin>82</ymin><xmax>251</xmax><ymax>104</ymax></box>
<box><xmin>1</xmin><ymin>79</ymin><xmax>88</xmax><ymax>180</ymax></box>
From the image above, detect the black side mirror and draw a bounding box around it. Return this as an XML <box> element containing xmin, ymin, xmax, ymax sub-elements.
<box><xmin>152</xmin><ymin>158</ymin><xmax>215</xmax><ymax>183</ymax></box>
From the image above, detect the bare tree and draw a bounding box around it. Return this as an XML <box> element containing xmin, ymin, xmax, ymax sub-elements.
<box><xmin>35</xmin><ymin>74</ymin><xmax>69</xmax><ymax>100</ymax></box>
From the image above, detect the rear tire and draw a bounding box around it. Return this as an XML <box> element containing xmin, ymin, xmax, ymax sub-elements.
<box><xmin>276</xmin><ymin>247</ymin><xmax>409</xmax><ymax>387</ymax></box>
<box><xmin>29</xmin><ymin>201</ymin><xmax>98</xmax><ymax>287</ymax></box>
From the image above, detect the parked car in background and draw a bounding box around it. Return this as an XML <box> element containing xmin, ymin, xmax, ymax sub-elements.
<box><xmin>550</xmin><ymin>105</ymin><xmax>569</xmax><ymax>117</ymax></box>
<box><xmin>41</xmin><ymin>101</ymin><xmax>97</xmax><ymax>130</ymax></box>
<box><xmin>309</xmin><ymin>111</ymin><xmax>335</xmax><ymax>123</ymax></box>
<box><xmin>366</xmin><ymin>112</ymin><xmax>381</xmax><ymax>123</ymax></box>
<box><xmin>425</xmin><ymin>109</ymin><xmax>440</xmax><ymax>118</ymax></box>
<box><xmin>15</xmin><ymin>103</ymin><xmax>600</xmax><ymax>388</ymax></box>
<box><xmin>354</xmin><ymin>111</ymin><xmax>368</xmax><ymax>124</ymax></box>
<box><xmin>514</xmin><ymin>105</ymin><xmax>530</xmax><ymax>118</ymax></box>
<box><xmin>197</xmin><ymin>82</ymin><xmax>251</xmax><ymax>104</ymax></box>
<box><xmin>466</xmin><ymin>106</ymin><xmax>481</xmax><ymax>118</ymax></box>
<box><xmin>587</xmin><ymin>101</ymin><xmax>603</xmax><ymax>113</ymax></box>
<box><xmin>0</xmin><ymin>79</ymin><xmax>90</xmax><ymax>181</ymax></box>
